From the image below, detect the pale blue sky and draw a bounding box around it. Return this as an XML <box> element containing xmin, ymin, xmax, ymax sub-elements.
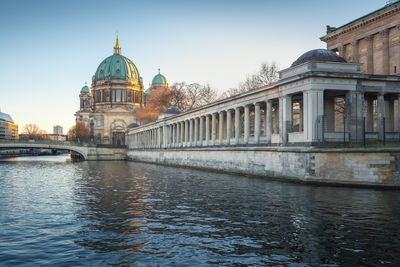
<box><xmin>0</xmin><ymin>0</ymin><xmax>386</xmax><ymax>133</ymax></box>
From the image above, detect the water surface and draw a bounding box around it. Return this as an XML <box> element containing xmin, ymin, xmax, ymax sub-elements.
<box><xmin>0</xmin><ymin>155</ymin><xmax>399</xmax><ymax>266</ymax></box>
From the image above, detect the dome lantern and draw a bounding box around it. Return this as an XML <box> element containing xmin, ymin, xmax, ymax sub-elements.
<box><xmin>113</xmin><ymin>32</ymin><xmax>121</xmax><ymax>55</ymax></box>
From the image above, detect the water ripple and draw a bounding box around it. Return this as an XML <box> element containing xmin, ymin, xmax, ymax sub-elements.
<box><xmin>0</xmin><ymin>155</ymin><xmax>399</xmax><ymax>266</ymax></box>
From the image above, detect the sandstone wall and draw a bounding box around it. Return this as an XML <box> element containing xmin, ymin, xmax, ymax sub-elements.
<box><xmin>127</xmin><ymin>148</ymin><xmax>400</xmax><ymax>188</ymax></box>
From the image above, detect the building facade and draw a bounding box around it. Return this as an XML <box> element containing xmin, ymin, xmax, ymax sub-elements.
<box><xmin>0</xmin><ymin>111</ymin><xmax>18</xmax><ymax>140</ymax></box>
<box><xmin>53</xmin><ymin>125</ymin><xmax>63</xmax><ymax>135</ymax></box>
<box><xmin>75</xmin><ymin>36</ymin><xmax>147</xmax><ymax>145</ymax></box>
<box><xmin>321</xmin><ymin>1</ymin><xmax>400</xmax><ymax>75</ymax></box>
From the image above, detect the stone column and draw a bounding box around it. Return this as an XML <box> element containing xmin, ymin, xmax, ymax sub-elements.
<box><xmin>211</xmin><ymin>113</ymin><xmax>217</xmax><ymax>145</ymax></box>
<box><xmin>299</xmin><ymin>100</ymin><xmax>304</xmax><ymax>132</ymax></box>
<box><xmin>234</xmin><ymin>107</ymin><xmax>240</xmax><ymax>144</ymax></box>
<box><xmin>184</xmin><ymin>120</ymin><xmax>189</xmax><ymax>147</ymax></box>
<box><xmin>346</xmin><ymin>91</ymin><xmax>364</xmax><ymax>142</ymax></box>
<box><xmin>194</xmin><ymin>117</ymin><xmax>199</xmax><ymax>146</ymax></box>
<box><xmin>205</xmin><ymin>115</ymin><xmax>210</xmax><ymax>146</ymax></box>
<box><xmin>385</xmin><ymin>98</ymin><xmax>395</xmax><ymax>132</ymax></box>
<box><xmin>377</xmin><ymin>93</ymin><xmax>385</xmax><ymax>141</ymax></box>
<box><xmin>365</xmin><ymin>35</ymin><xmax>374</xmax><ymax>74</ymax></box>
<box><xmin>158</xmin><ymin>127</ymin><xmax>161</xmax><ymax>148</ymax></box>
<box><xmin>381</xmin><ymin>29</ymin><xmax>390</xmax><ymax>75</ymax></box>
<box><xmin>254</xmin><ymin>103</ymin><xmax>261</xmax><ymax>143</ymax></box>
<box><xmin>163</xmin><ymin>125</ymin><xmax>167</xmax><ymax>148</ymax></box>
<box><xmin>338</xmin><ymin>45</ymin><xmax>346</xmax><ymax>59</ymax></box>
<box><xmin>180</xmin><ymin>121</ymin><xmax>184</xmax><ymax>147</ymax></box>
<box><xmin>398</xmin><ymin>95</ymin><xmax>400</xmax><ymax>132</ymax></box>
<box><xmin>173</xmin><ymin>124</ymin><xmax>177</xmax><ymax>147</ymax></box>
<box><xmin>303</xmin><ymin>90</ymin><xmax>324</xmax><ymax>143</ymax></box>
<box><xmin>324</xmin><ymin>96</ymin><xmax>335</xmax><ymax>132</ymax></box>
<box><xmin>226</xmin><ymin>110</ymin><xmax>232</xmax><ymax>145</ymax></box>
<box><xmin>219</xmin><ymin>112</ymin><xmax>224</xmax><ymax>145</ymax></box>
<box><xmin>189</xmin><ymin>119</ymin><xmax>194</xmax><ymax>147</ymax></box>
<box><xmin>266</xmin><ymin>100</ymin><xmax>272</xmax><ymax>143</ymax></box>
<box><xmin>199</xmin><ymin>116</ymin><xmax>204</xmax><ymax>146</ymax></box>
<box><xmin>177</xmin><ymin>123</ymin><xmax>181</xmax><ymax>146</ymax></box>
<box><xmin>280</xmin><ymin>95</ymin><xmax>292</xmax><ymax>144</ymax></box>
<box><xmin>244</xmin><ymin>105</ymin><xmax>250</xmax><ymax>144</ymax></box>
<box><xmin>351</xmin><ymin>40</ymin><xmax>359</xmax><ymax>63</ymax></box>
<box><xmin>366</xmin><ymin>98</ymin><xmax>374</xmax><ymax>132</ymax></box>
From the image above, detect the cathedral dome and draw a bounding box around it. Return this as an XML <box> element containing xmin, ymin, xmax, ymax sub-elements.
<box><xmin>93</xmin><ymin>36</ymin><xmax>141</xmax><ymax>82</ymax></box>
<box><xmin>291</xmin><ymin>49</ymin><xmax>346</xmax><ymax>67</ymax></box>
<box><xmin>152</xmin><ymin>68</ymin><xmax>167</xmax><ymax>85</ymax></box>
<box><xmin>81</xmin><ymin>84</ymin><xmax>90</xmax><ymax>93</ymax></box>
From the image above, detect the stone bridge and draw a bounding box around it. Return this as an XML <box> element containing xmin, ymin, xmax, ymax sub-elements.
<box><xmin>0</xmin><ymin>141</ymin><xmax>126</xmax><ymax>161</ymax></box>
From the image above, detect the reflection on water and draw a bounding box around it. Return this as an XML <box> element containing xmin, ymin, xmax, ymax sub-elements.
<box><xmin>0</xmin><ymin>155</ymin><xmax>399</xmax><ymax>266</ymax></box>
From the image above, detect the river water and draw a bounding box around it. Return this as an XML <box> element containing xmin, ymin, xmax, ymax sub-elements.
<box><xmin>0</xmin><ymin>155</ymin><xmax>399</xmax><ymax>266</ymax></box>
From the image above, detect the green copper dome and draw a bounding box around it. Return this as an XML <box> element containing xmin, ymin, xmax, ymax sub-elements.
<box><xmin>94</xmin><ymin>54</ymin><xmax>140</xmax><ymax>82</ymax></box>
<box><xmin>152</xmin><ymin>69</ymin><xmax>167</xmax><ymax>85</ymax></box>
<box><xmin>93</xmin><ymin>37</ymin><xmax>141</xmax><ymax>83</ymax></box>
<box><xmin>81</xmin><ymin>84</ymin><xmax>90</xmax><ymax>93</ymax></box>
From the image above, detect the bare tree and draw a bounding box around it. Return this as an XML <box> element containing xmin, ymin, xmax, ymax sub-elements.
<box><xmin>22</xmin><ymin>123</ymin><xmax>48</xmax><ymax>140</ymax></box>
<box><xmin>170</xmin><ymin>82</ymin><xmax>189</xmax><ymax>111</ymax></box>
<box><xmin>221</xmin><ymin>62</ymin><xmax>279</xmax><ymax>98</ymax></box>
<box><xmin>170</xmin><ymin>82</ymin><xmax>219</xmax><ymax>111</ymax></box>
<box><xmin>197</xmin><ymin>84</ymin><xmax>218</xmax><ymax>107</ymax></box>
<box><xmin>67</xmin><ymin>121</ymin><xmax>90</xmax><ymax>142</ymax></box>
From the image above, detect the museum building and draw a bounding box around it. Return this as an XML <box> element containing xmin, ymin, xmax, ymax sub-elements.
<box><xmin>321</xmin><ymin>0</ymin><xmax>400</xmax><ymax>75</ymax></box>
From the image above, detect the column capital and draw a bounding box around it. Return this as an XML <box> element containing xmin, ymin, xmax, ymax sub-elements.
<box><xmin>364</xmin><ymin>35</ymin><xmax>374</xmax><ymax>42</ymax></box>
<box><xmin>380</xmin><ymin>29</ymin><xmax>389</xmax><ymax>37</ymax></box>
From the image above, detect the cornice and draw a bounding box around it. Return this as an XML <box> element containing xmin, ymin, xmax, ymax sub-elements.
<box><xmin>321</xmin><ymin>5</ymin><xmax>400</xmax><ymax>42</ymax></box>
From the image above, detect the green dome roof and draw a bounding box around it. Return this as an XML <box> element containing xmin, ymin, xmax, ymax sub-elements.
<box><xmin>81</xmin><ymin>84</ymin><xmax>90</xmax><ymax>93</ymax></box>
<box><xmin>152</xmin><ymin>69</ymin><xmax>167</xmax><ymax>85</ymax></box>
<box><xmin>94</xmin><ymin>54</ymin><xmax>140</xmax><ymax>82</ymax></box>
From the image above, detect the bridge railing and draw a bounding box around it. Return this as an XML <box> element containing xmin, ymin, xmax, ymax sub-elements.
<box><xmin>0</xmin><ymin>139</ymin><xmax>87</xmax><ymax>146</ymax></box>
<box><xmin>0</xmin><ymin>140</ymin><xmax>127</xmax><ymax>148</ymax></box>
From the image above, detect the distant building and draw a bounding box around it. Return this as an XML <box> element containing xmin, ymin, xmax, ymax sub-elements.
<box><xmin>0</xmin><ymin>110</ymin><xmax>18</xmax><ymax>140</ymax></box>
<box><xmin>53</xmin><ymin>125</ymin><xmax>63</xmax><ymax>135</ymax></box>
<box><xmin>49</xmin><ymin>134</ymin><xmax>67</xmax><ymax>142</ymax></box>
<box><xmin>321</xmin><ymin>1</ymin><xmax>400</xmax><ymax>75</ymax></box>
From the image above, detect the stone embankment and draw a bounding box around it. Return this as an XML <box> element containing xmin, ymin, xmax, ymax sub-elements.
<box><xmin>127</xmin><ymin>146</ymin><xmax>400</xmax><ymax>188</ymax></box>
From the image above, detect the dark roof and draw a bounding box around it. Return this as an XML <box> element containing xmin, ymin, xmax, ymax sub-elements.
<box><xmin>291</xmin><ymin>49</ymin><xmax>346</xmax><ymax>67</ymax></box>
<box><xmin>163</xmin><ymin>106</ymin><xmax>182</xmax><ymax>114</ymax></box>
<box><xmin>127</xmin><ymin>122</ymin><xmax>139</xmax><ymax>128</ymax></box>
<box><xmin>325</xmin><ymin>1</ymin><xmax>400</xmax><ymax>34</ymax></box>
<box><xmin>0</xmin><ymin>111</ymin><xmax>14</xmax><ymax>123</ymax></box>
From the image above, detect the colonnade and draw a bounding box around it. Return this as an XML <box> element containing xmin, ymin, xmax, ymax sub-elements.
<box><xmin>128</xmin><ymin>99</ymin><xmax>282</xmax><ymax>149</ymax></box>
<box><xmin>127</xmin><ymin>88</ymin><xmax>400</xmax><ymax>149</ymax></box>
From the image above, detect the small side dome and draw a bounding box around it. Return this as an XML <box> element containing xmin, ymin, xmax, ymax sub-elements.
<box><xmin>152</xmin><ymin>68</ymin><xmax>168</xmax><ymax>85</ymax></box>
<box><xmin>163</xmin><ymin>106</ymin><xmax>181</xmax><ymax>115</ymax></box>
<box><xmin>127</xmin><ymin>122</ymin><xmax>139</xmax><ymax>128</ymax></box>
<box><xmin>81</xmin><ymin>84</ymin><xmax>90</xmax><ymax>93</ymax></box>
<box><xmin>291</xmin><ymin>49</ymin><xmax>346</xmax><ymax>67</ymax></box>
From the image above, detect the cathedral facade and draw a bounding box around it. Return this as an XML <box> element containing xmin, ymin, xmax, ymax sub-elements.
<box><xmin>75</xmin><ymin>36</ymin><xmax>169</xmax><ymax>145</ymax></box>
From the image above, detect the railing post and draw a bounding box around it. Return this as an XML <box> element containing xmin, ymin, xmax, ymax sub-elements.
<box><xmin>362</xmin><ymin>117</ymin><xmax>366</xmax><ymax>147</ymax></box>
<box><xmin>383</xmin><ymin>117</ymin><xmax>386</xmax><ymax>146</ymax></box>
<box><xmin>343</xmin><ymin>115</ymin><xmax>346</xmax><ymax>147</ymax></box>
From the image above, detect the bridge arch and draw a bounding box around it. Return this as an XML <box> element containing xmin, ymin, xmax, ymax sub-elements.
<box><xmin>0</xmin><ymin>142</ymin><xmax>88</xmax><ymax>160</ymax></box>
